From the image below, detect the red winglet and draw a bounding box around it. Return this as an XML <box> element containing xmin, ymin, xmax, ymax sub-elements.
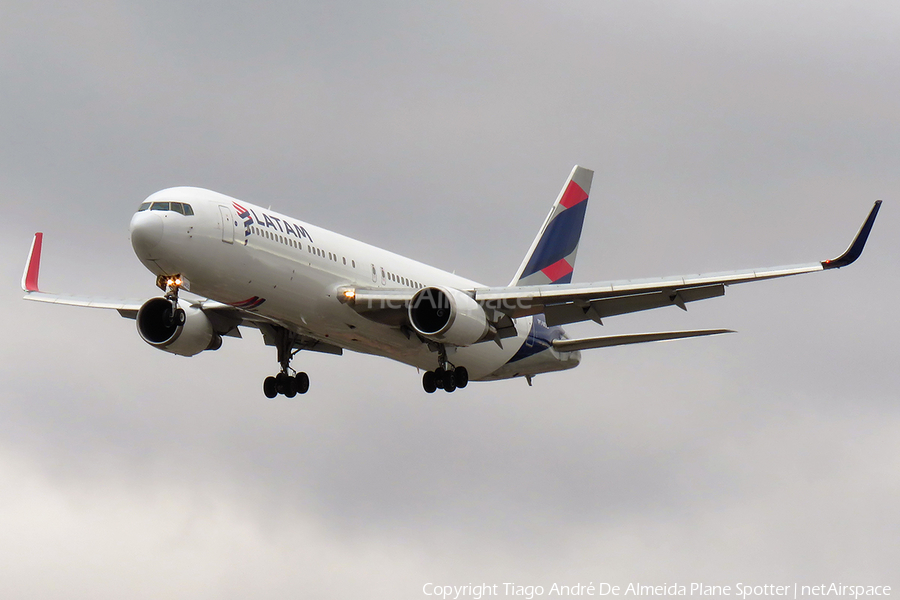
<box><xmin>23</xmin><ymin>232</ymin><xmax>43</xmax><ymax>292</ymax></box>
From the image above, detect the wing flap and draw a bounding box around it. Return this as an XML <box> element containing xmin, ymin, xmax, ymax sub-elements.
<box><xmin>543</xmin><ymin>284</ymin><xmax>726</xmax><ymax>326</ymax></box>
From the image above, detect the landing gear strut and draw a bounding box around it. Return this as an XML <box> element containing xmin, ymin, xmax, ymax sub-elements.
<box><xmin>422</xmin><ymin>344</ymin><xmax>468</xmax><ymax>394</ymax></box>
<box><xmin>263</xmin><ymin>326</ymin><xmax>310</xmax><ymax>399</ymax></box>
<box><xmin>158</xmin><ymin>274</ymin><xmax>186</xmax><ymax>327</ymax></box>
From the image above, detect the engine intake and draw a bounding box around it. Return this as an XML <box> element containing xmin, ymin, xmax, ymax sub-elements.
<box><xmin>137</xmin><ymin>298</ymin><xmax>222</xmax><ymax>356</ymax></box>
<box><xmin>408</xmin><ymin>286</ymin><xmax>489</xmax><ymax>347</ymax></box>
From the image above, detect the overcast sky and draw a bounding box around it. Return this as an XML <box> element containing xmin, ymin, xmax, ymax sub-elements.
<box><xmin>2</xmin><ymin>2</ymin><xmax>898</xmax><ymax>598</ymax></box>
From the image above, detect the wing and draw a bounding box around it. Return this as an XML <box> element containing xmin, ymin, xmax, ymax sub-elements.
<box><xmin>22</xmin><ymin>233</ymin><xmax>147</xmax><ymax>317</ymax></box>
<box><xmin>478</xmin><ymin>200</ymin><xmax>881</xmax><ymax>326</ymax></box>
<box><xmin>343</xmin><ymin>201</ymin><xmax>881</xmax><ymax>328</ymax></box>
<box><xmin>21</xmin><ymin>233</ymin><xmax>342</xmax><ymax>355</ymax></box>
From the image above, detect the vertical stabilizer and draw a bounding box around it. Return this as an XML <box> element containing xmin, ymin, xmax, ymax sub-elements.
<box><xmin>509</xmin><ymin>166</ymin><xmax>593</xmax><ymax>286</ymax></box>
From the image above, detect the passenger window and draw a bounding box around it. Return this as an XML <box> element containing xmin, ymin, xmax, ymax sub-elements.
<box><xmin>138</xmin><ymin>202</ymin><xmax>151</xmax><ymax>211</ymax></box>
<box><xmin>150</xmin><ymin>202</ymin><xmax>169</xmax><ymax>211</ymax></box>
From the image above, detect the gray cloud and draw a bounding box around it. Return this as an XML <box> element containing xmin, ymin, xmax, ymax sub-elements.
<box><xmin>2</xmin><ymin>1</ymin><xmax>898</xmax><ymax>598</ymax></box>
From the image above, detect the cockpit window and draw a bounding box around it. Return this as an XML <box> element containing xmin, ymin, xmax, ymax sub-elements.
<box><xmin>143</xmin><ymin>201</ymin><xmax>194</xmax><ymax>215</ymax></box>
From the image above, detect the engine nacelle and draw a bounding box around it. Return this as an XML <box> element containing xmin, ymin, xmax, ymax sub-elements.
<box><xmin>408</xmin><ymin>286</ymin><xmax>489</xmax><ymax>347</ymax></box>
<box><xmin>137</xmin><ymin>298</ymin><xmax>222</xmax><ymax>357</ymax></box>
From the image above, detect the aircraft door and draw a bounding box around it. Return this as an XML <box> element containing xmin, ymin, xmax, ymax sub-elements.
<box><xmin>218</xmin><ymin>205</ymin><xmax>234</xmax><ymax>244</ymax></box>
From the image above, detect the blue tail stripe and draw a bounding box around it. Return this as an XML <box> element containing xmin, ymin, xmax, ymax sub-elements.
<box><xmin>519</xmin><ymin>201</ymin><xmax>588</xmax><ymax>278</ymax></box>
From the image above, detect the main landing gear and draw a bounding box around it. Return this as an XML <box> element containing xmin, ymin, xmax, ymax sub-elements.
<box><xmin>263</xmin><ymin>326</ymin><xmax>310</xmax><ymax>399</ymax></box>
<box><xmin>422</xmin><ymin>344</ymin><xmax>469</xmax><ymax>394</ymax></box>
<box><xmin>263</xmin><ymin>372</ymin><xmax>309</xmax><ymax>399</ymax></box>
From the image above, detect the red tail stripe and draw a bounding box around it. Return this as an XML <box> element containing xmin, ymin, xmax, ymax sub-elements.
<box><xmin>559</xmin><ymin>181</ymin><xmax>588</xmax><ymax>209</ymax></box>
<box><xmin>541</xmin><ymin>257</ymin><xmax>573</xmax><ymax>282</ymax></box>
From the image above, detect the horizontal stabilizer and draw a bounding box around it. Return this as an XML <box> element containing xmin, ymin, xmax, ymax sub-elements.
<box><xmin>552</xmin><ymin>329</ymin><xmax>734</xmax><ymax>352</ymax></box>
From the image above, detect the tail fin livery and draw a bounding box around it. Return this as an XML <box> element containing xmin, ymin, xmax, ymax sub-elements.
<box><xmin>509</xmin><ymin>166</ymin><xmax>593</xmax><ymax>286</ymax></box>
<box><xmin>22</xmin><ymin>232</ymin><xmax>43</xmax><ymax>292</ymax></box>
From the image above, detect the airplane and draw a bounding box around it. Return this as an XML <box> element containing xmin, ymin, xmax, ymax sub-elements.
<box><xmin>22</xmin><ymin>166</ymin><xmax>881</xmax><ymax>397</ymax></box>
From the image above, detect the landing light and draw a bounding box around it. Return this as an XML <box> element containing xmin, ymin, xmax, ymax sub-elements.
<box><xmin>156</xmin><ymin>274</ymin><xmax>184</xmax><ymax>291</ymax></box>
<box><xmin>343</xmin><ymin>289</ymin><xmax>356</xmax><ymax>301</ymax></box>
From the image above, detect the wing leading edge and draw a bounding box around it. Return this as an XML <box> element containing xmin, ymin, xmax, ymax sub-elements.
<box><xmin>343</xmin><ymin>200</ymin><xmax>881</xmax><ymax>329</ymax></box>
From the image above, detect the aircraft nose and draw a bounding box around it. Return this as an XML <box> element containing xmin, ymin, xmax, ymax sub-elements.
<box><xmin>130</xmin><ymin>211</ymin><xmax>164</xmax><ymax>258</ymax></box>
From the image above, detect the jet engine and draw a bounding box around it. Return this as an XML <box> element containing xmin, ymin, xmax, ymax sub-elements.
<box><xmin>137</xmin><ymin>297</ymin><xmax>222</xmax><ymax>356</ymax></box>
<box><xmin>408</xmin><ymin>286</ymin><xmax>489</xmax><ymax>347</ymax></box>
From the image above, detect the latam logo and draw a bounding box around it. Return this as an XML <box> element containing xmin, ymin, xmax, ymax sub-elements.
<box><xmin>233</xmin><ymin>202</ymin><xmax>315</xmax><ymax>243</ymax></box>
<box><xmin>229</xmin><ymin>296</ymin><xmax>267</xmax><ymax>310</ymax></box>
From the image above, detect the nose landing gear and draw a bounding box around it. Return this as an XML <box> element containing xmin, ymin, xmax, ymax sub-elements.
<box><xmin>422</xmin><ymin>344</ymin><xmax>469</xmax><ymax>394</ymax></box>
<box><xmin>263</xmin><ymin>326</ymin><xmax>311</xmax><ymax>399</ymax></box>
<box><xmin>157</xmin><ymin>274</ymin><xmax>186</xmax><ymax>327</ymax></box>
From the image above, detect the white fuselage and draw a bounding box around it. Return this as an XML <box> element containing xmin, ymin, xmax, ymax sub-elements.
<box><xmin>129</xmin><ymin>187</ymin><xmax>580</xmax><ymax>381</ymax></box>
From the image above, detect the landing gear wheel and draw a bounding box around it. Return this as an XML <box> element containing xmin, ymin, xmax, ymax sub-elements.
<box><xmin>442</xmin><ymin>370</ymin><xmax>457</xmax><ymax>393</ymax></box>
<box><xmin>454</xmin><ymin>366</ymin><xmax>469</xmax><ymax>389</ymax></box>
<box><xmin>175</xmin><ymin>308</ymin><xmax>186</xmax><ymax>326</ymax></box>
<box><xmin>275</xmin><ymin>372</ymin><xmax>291</xmax><ymax>395</ymax></box>
<box><xmin>283</xmin><ymin>377</ymin><xmax>297</xmax><ymax>398</ymax></box>
<box><xmin>434</xmin><ymin>367</ymin><xmax>446</xmax><ymax>389</ymax></box>
<box><xmin>263</xmin><ymin>376</ymin><xmax>278</xmax><ymax>399</ymax></box>
<box><xmin>294</xmin><ymin>372</ymin><xmax>310</xmax><ymax>395</ymax></box>
<box><xmin>422</xmin><ymin>371</ymin><xmax>437</xmax><ymax>394</ymax></box>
